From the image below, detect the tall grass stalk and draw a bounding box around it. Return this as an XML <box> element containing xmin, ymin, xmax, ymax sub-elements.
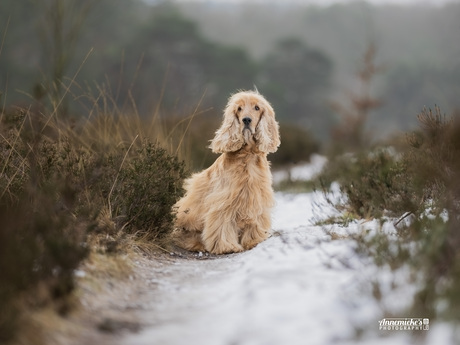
<box><xmin>0</xmin><ymin>71</ymin><xmax>192</xmax><ymax>344</ymax></box>
<box><xmin>107</xmin><ymin>134</ymin><xmax>139</xmax><ymax>218</ymax></box>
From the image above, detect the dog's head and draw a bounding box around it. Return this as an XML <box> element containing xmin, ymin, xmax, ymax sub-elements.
<box><xmin>210</xmin><ymin>90</ymin><xmax>280</xmax><ymax>154</ymax></box>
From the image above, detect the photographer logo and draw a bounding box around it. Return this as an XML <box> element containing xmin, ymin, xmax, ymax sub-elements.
<box><xmin>378</xmin><ymin>318</ymin><xmax>429</xmax><ymax>331</ymax></box>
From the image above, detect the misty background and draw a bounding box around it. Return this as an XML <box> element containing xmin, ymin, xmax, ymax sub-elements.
<box><xmin>1</xmin><ymin>0</ymin><xmax>460</xmax><ymax>163</ymax></box>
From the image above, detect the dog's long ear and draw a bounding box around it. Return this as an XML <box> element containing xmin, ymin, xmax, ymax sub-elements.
<box><xmin>255</xmin><ymin>102</ymin><xmax>280</xmax><ymax>153</ymax></box>
<box><xmin>209</xmin><ymin>99</ymin><xmax>244</xmax><ymax>153</ymax></box>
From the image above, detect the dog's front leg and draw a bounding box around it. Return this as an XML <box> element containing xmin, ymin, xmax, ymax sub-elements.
<box><xmin>240</xmin><ymin>213</ymin><xmax>271</xmax><ymax>250</ymax></box>
<box><xmin>240</xmin><ymin>224</ymin><xmax>270</xmax><ymax>250</ymax></box>
<box><xmin>202</xmin><ymin>213</ymin><xmax>244</xmax><ymax>254</ymax></box>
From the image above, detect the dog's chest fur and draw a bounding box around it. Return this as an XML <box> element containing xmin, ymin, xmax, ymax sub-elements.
<box><xmin>223</xmin><ymin>149</ymin><xmax>269</xmax><ymax>182</ymax></box>
<box><xmin>212</xmin><ymin>150</ymin><xmax>273</xmax><ymax>215</ymax></box>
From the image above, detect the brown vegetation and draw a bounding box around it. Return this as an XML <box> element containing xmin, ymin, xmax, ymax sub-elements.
<box><xmin>320</xmin><ymin>106</ymin><xmax>460</xmax><ymax>323</ymax></box>
<box><xmin>0</xmin><ymin>101</ymin><xmax>187</xmax><ymax>343</ymax></box>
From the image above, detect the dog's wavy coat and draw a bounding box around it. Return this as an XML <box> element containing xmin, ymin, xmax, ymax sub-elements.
<box><xmin>173</xmin><ymin>91</ymin><xmax>280</xmax><ymax>254</ymax></box>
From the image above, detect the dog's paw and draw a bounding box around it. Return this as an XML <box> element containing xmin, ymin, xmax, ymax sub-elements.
<box><xmin>240</xmin><ymin>230</ymin><xmax>269</xmax><ymax>250</ymax></box>
<box><xmin>241</xmin><ymin>238</ymin><xmax>261</xmax><ymax>251</ymax></box>
<box><xmin>171</xmin><ymin>228</ymin><xmax>206</xmax><ymax>252</ymax></box>
<box><xmin>207</xmin><ymin>242</ymin><xmax>244</xmax><ymax>255</ymax></box>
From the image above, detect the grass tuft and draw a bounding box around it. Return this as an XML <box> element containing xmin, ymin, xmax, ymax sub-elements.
<box><xmin>321</xmin><ymin>106</ymin><xmax>460</xmax><ymax>325</ymax></box>
<box><xmin>0</xmin><ymin>94</ymin><xmax>188</xmax><ymax>342</ymax></box>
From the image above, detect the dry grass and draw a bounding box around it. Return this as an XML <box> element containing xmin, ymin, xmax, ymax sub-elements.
<box><xmin>0</xmin><ymin>79</ymin><xmax>190</xmax><ymax>343</ymax></box>
<box><xmin>321</xmin><ymin>106</ymin><xmax>460</xmax><ymax>324</ymax></box>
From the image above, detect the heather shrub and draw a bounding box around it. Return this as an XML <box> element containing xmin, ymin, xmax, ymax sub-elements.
<box><xmin>323</xmin><ymin>106</ymin><xmax>460</xmax><ymax>324</ymax></box>
<box><xmin>401</xmin><ymin>108</ymin><xmax>460</xmax><ymax>320</ymax></box>
<box><xmin>0</xmin><ymin>107</ymin><xmax>187</xmax><ymax>342</ymax></box>
<box><xmin>0</xmin><ymin>127</ymin><xmax>90</xmax><ymax>342</ymax></box>
<box><xmin>112</xmin><ymin>140</ymin><xmax>187</xmax><ymax>240</ymax></box>
<box><xmin>320</xmin><ymin>148</ymin><xmax>414</xmax><ymax>218</ymax></box>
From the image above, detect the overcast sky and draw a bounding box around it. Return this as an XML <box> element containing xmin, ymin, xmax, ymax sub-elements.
<box><xmin>161</xmin><ymin>0</ymin><xmax>458</xmax><ymax>6</ymax></box>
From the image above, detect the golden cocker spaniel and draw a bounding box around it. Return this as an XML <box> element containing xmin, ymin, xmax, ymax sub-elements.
<box><xmin>173</xmin><ymin>90</ymin><xmax>280</xmax><ymax>254</ymax></box>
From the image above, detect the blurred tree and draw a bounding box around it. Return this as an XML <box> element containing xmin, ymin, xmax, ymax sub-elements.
<box><xmin>113</xmin><ymin>4</ymin><xmax>258</xmax><ymax>116</ymax></box>
<box><xmin>259</xmin><ymin>38</ymin><xmax>333</xmax><ymax>140</ymax></box>
<box><xmin>375</xmin><ymin>63</ymin><xmax>460</xmax><ymax>134</ymax></box>
<box><xmin>34</xmin><ymin>0</ymin><xmax>93</xmax><ymax>116</ymax></box>
<box><xmin>330</xmin><ymin>43</ymin><xmax>383</xmax><ymax>153</ymax></box>
<box><xmin>0</xmin><ymin>0</ymin><xmax>144</xmax><ymax>108</ymax></box>
<box><xmin>270</xmin><ymin>123</ymin><xmax>319</xmax><ymax>167</ymax></box>
<box><xmin>0</xmin><ymin>0</ymin><xmax>39</xmax><ymax>104</ymax></box>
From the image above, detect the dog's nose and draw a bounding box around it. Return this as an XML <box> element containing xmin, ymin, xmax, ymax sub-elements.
<box><xmin>242</xmin><ymin>117</ymin><xmax>252</xmax><ymax>126</ymax></box>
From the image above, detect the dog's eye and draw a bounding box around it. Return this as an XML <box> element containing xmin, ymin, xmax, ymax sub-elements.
<box><xmin>237</xmin><ymin>106</ymin><xmax>242</xmax><ymax>112</ymax></box>
<box><xmin>255</xmin><ymin>105</ymin><xmax>260</xmax><ymax>111</ymax></box>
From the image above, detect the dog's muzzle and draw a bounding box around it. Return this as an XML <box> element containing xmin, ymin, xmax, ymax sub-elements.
<box><xmin>242</xmin><ymin>117</ymin><xmax>252</xmax><ymax>127</ymax></box>
<box><xmin>243</xmin><ymin>126</ymin><xmax>253</xmax><ymax>143</ymax></box>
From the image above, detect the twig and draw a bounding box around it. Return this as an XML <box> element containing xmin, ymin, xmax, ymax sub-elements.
<box><xmin>174</xmin><ymin>90</ymin><xmax>208</xmax><ymax>158</ymax></box>
<box><xmin>393</xmin><ymin>211</ymin><xmax>413</xmax><ymax>227</ymax></box>
<box><xmin>40</xmin><ymin>47</ymin><xmax>94</xmax><ymax>133</ymax></box>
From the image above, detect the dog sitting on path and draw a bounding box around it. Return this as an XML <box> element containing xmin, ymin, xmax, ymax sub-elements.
<box><xmin>172</xmin><ymin>90</ymin><xmax>280</xmax><ymax>254</ymax></box>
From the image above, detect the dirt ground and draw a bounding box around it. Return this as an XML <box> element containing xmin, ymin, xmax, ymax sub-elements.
<box><xmin>50</xmin><ymin>247</ymin><xmax>220</xmax><ymax>345</ymax></box>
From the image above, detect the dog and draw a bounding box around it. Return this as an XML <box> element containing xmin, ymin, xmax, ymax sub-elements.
<box><xmin>172</xmin><ymin>90</ymin><xmax>280</xmax><ymax>254</ymax></box>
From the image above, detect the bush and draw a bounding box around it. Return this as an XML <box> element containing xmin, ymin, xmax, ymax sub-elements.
<box><xmin>322</xmin><ymin>106</ymin><xmax>460</xmax><ymax>324</ymax></box>
<box><xmin>0</xmin><ymin>107</ymin><xmax>187</xmax><ymax>342</ymax></box>
<box><xmin>0</xmin><ymin>135</ymin><xmax>90</xmax><ymax>341</ymax></box>
<box><xmin>320</xmin><ymin>149</ymin><xmax>415</xmax><ymax>218</ymax></box>
<box><xmin>401</xmin><ymin>108</ymin><xmax>460</xmax><ymax>320</ymax></box>
<box><xmin>113</xmin><ymin>140</ymin><xmax>186</xmax><ymax>240</ymax></box>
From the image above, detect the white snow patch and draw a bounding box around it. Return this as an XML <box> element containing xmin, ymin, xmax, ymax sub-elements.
<box><xmin>119</xmin><ymin>161</ymin><xmax>456</xmax><ymax>345</ymax></box>
<box><xmin>273</xmin><ymin>153</ymin><xmax>327</xmax><ymax>184</ymax></box>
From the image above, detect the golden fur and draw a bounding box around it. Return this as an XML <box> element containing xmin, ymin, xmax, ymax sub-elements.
<box><xmin>172</xmin><ymin>90</ymin><xmax>280</xmax><ymax>254</ymax></box>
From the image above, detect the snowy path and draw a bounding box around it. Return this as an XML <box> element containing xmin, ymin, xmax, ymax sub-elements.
<box><xmin>114</xmin><ymin>191</ymin><xmax>416</xmax><ymax>345</ymax></box>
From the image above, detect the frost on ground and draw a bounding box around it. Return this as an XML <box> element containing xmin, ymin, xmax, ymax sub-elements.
<box><xmin>112</xmin><ymin>159</ymin><xmax>454</xmax><ymax>345</ymax></box>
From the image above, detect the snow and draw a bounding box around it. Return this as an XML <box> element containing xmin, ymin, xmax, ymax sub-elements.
<box><xmin>120</xmin><ymin>157</ymin><xmax>456</xmax><ymax>345</ymax></box>
<box><xmin>272</xmin><ymin>154</ymin><xmax>328</xmax><ymax>184</ymax></box>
